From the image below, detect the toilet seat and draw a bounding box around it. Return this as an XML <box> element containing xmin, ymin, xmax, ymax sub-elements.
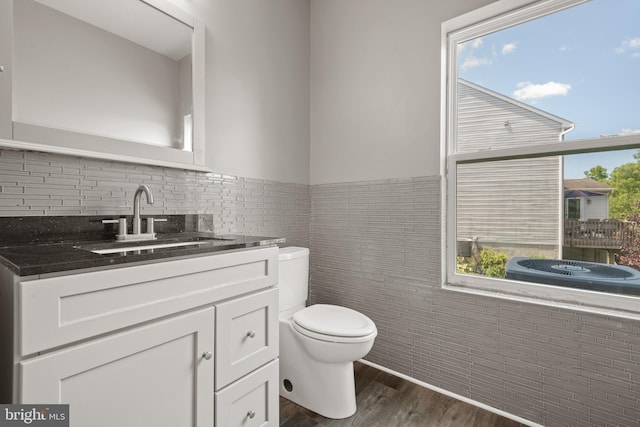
<box><xmin>292</xmin><ymin>304</ymin><xmax>377</xmax><ymax>343</ymax></box>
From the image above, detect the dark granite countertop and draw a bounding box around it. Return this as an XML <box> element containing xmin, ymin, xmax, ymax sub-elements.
<box><xmin>0</xmin><ymin>216</ymin><xmax>284</xmax><ymax>276</ymax></box>
<box><xmin>0</xmin><ymin>232</ymin><xmax>284</xmax><ymax>276</ymax></box>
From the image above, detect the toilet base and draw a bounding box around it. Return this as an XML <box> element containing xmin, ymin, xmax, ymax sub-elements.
<box><xmin>279</xmin><ymin>320</ymin><xmax>357</xmax><ymax>419</ymax></box>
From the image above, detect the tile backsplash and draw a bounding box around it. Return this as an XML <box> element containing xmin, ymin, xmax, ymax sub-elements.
<box><xmin>0</xmin><ymin>149</ymin><xmax>310</xmax><ymax>247</ymax></box>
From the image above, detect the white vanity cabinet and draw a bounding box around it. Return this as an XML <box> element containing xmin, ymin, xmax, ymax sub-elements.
<box><xmin>3</xmin><ymin>246</ymin><xmax>280</xmax><ymax>427</ymax></box>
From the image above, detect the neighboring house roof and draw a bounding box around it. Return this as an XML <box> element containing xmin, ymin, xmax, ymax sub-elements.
<box><xmin>564</xmin><ymin>178</ymin><xmax>613</xmax><ymax>194</ymax></box>
<box><xmin>459</xmin><ymin>79</ymin><xmax>575</xmax><ymax>134</ymax></box>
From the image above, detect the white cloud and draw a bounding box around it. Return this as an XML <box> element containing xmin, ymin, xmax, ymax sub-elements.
<box><xmin>620</xmin><ymin>128</ymin><xmax>640</xmax><ymax>135</ymax></box>
<box><xmin>461</xmin><ymin>55</ymin><xmax>492</xmax><ymax>69</ymax></box>
<box><xmin>502</xmin><ymin>43</ymin><xmax>517</xmax><ymax>55</ymax></box>
<box><xmin>615</xmin><ymin>37</ymin><xmax>640</xmax><ymax>56</ymax></box>
<box><xmin>513</xmin><ymin>81</ymin><xmax>571</xmax><ymax>100</ymax></box>
<box><xmin>458</xmin><ymin>38</ymin><xmax>484</xmax><ymax>53</ymax></box>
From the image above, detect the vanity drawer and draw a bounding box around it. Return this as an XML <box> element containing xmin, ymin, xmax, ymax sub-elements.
<box><xmin>19</xmin><ymin>247</ymin><xmax>278</xmax><ymax>356</ymax></box>
<box><xmin>215</xmin><ymin>359</ymin><xmax>278</xmax><ymax>427</ymax></box>
<box><xmin>215</xmin><ymin>287</ymin><xmax>279</xmax><ymax>389</ymax></box>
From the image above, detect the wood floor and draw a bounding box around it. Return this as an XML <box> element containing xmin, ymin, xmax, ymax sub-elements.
<box><xmin>279</xmin><ymin>362</ymin><xmax>528</xmax><ymax>427</ymax></box>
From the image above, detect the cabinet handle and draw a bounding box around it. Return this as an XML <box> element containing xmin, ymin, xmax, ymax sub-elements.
<box><xmin>246</xmin><ymin>330</ymin><xmax>256</xmax><ymax>339</ymax></box>
<box><xmin>0</xmin><ymin>66</ymin><xmax>5</xmax><ymax>72</ymax></box>
<box><xmin>247</xmin><ymin>410</ymin><xmax>256</xmax><ymax>419</ymax></box>
<box><xmin>202</xmin><ymin>351</ymin><xmax>213</xmax><ymax>360</ymax></box>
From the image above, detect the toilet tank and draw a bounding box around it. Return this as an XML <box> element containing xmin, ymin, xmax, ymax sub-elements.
<box><xmin>278</xmin><ymin>247</ymin><xmax>310</xmax><ymax>313</ymax></box>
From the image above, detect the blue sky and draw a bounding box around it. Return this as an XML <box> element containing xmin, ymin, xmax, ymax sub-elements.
<box><xmin>457</xmin><ymin>0</ymin><xmax>640</xmax><ymax>178</ymax></box>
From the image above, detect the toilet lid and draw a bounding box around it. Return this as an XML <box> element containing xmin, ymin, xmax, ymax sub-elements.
<box><xmin>292</xmin><ymin>304</ymin><xmax>377</xmax><ymax>338</ymax></box>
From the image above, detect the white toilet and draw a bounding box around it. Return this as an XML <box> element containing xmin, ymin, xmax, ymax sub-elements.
<box><xmin>278</xmin><ymin>246</ymin><xmax>377</xmax><ymax>419</ymax></box>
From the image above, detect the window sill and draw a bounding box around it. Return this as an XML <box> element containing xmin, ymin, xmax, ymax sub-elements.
<box><xmin>444</xmin><ymin>277</ymin><xmax>640</xmax><ymax>321</ymax></box>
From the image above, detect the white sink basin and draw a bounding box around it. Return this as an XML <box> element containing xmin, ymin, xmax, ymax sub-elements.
<box><xmin>75</xmin><ymin>235</ymin><xmax>237</xmax><ymax>255</ymax></box>
<box><xmin>90</xmin><ymin>240</ymin><xmax>211</xmax><ymax>254</ymax></box>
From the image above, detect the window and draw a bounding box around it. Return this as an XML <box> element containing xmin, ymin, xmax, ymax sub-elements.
<box><xmin>443</xmin><ymin>0</ymin><xmax>640</xmax><ymax>316</ymax></box>
<box><xmin>566</xmin><ymin>198</ymin><xmax>581</xmax><ymax>220</ymax></box>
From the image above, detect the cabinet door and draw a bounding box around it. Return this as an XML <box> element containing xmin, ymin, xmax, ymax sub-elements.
<box><xmin>216</xmin><ymin>287</ymin><xmax>278</xmax><ymax>389</ymax></box>
<box><xmin>215</xmin><ymin>360</ymin><xmax>278</xmax><ymax>427</ymax></box>
<box><xmin>19</xmin><ymin>308</ymin><xmax>215</xmax><ymax>427</ymax></box>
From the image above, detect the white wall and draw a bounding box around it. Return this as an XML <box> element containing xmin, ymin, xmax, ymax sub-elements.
<box><xmin>310</xmin><ymin>0</ymin><xmax>497</xmax><ymax>185</ymax></box>
<box><xmin>168</xmin><ymin>0</ymin><xmax>498</xmax><ymax>185</ymax></box>
<box><xmin>584</xmin><ymin>196</ymin><xmax>609</xmax><ymax>220</ymax></box>
<box><xmin>169</xmin><ymin>0</ymin><xmax>311</xmax><ymax>185</ymax></box>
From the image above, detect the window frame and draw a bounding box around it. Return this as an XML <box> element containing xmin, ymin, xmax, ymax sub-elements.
<box><xmin>441</xmin><ymin>0</ymin><xmax>640</xmax><ymax>319</ymax></box>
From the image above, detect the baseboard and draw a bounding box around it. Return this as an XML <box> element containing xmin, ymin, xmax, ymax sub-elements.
<box><xmin>358</xmin><ymin>359</ymin><xmax>543</xmax><ymax>427</ymax></box>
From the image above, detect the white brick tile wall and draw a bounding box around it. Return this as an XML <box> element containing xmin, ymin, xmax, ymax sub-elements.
<box><xmin>309</xmin><ymin>176</ymin><xmax>640</xmax><ymax>427</ymax></box>
<box><xmin>1</xmin><ymin>147</ymin><xmax>639</xmax><ymax>426</ymax></box>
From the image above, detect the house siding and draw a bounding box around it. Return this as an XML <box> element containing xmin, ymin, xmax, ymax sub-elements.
<box><xmin>456</xmin><ymin>81</ymin><xmax>566</xmax><ymax>254</ymax></box>
<box><xmin>583</xmin><ymin>196</ymin><xmax>609</xmax><ymax>220</ymax></box>
<box><xmin>457</xmin><ymin>158</ymin><xmax>561</xmax><ymax>247</ymax></box>
<box><xmin>456</xmin><ymin>81</ymin><xmax>569</xmax><ymax>152</ymax></box>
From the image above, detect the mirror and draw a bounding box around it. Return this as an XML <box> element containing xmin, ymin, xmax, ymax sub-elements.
<box><xmin>3</xmin><ymin>0</ymin><xmax>206</xmax><ymax>169</ymax></box>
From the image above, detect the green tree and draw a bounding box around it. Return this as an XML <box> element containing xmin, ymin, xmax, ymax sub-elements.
<box><xmin>583</xmin><ymin>165</ymin><xmax>609</xmax><ymax>181</ymax></box>
<box><xmin>608</xmin><ymin>161</ymin><xmax>640</xmax><ymax>219</ymax></box>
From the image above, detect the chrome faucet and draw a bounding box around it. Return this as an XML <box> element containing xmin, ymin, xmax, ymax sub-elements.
<box><xmin>132</xmin><ymin>184</ymin><xmax>154</xmax><ymax>235</ymax></box>
<box><xmin>102</xmin><ymin>184</ymin><xmax>165</xmax><ymax>241</ymax></box>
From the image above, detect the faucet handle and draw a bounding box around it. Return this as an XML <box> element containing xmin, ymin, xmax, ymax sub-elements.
<box><xmin>102</xmin><ymin>218</ymin><xmax>128</xmax><ymax>238</ymax></box>
<box><xmin>146</xmin><ymin>217</ymin><xmax>166</xmax><ymax>235</ymax></box>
